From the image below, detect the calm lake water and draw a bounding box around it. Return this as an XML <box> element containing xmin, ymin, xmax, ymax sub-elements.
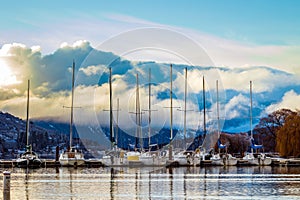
<box><xmin>1</xmin><ymin>166</ymin><xmax>300</xmax><ymax>200</ymax></box>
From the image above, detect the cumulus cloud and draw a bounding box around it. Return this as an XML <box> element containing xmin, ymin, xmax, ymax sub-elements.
<box><xmin>79</xmin><ymin>65</ymin><xmax>104</xmax><ymax>76</ymax></box>
<box><xmin>1</xmin><ymin>90</ymin><xmax>71</xmax><ymax>122</ymax></box>
<box><xmin>266</xmin><ymin>90</ymin><xmax>300</xmax><ymax>113</ymax></box>
<box><xmin>224</xmin><ymin>94</ymin><xmax>249</xmax><ymax>120</ymax></box>
<box><xmin>217</xmin><ymin>66</ymin><xmax>300</xmax><ymax>92</ymax></box>
<box><xmin>1</xmin><ymin>40</ymin><xmax>299</xmax><ymax>134</ymax></box>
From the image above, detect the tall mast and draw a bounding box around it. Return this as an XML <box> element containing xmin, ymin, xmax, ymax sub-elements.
<box><xmin>116</xmin><ymin>98</ymin><xmax>119</xmax><ymax>146</ymax></box>
<box><xmin>216</xmin><ymin>80</ymin><xmax>220</xmax><ymax>138</ymax></box>
<box><xmin>136</xmin><ymin>73</ymin><xmax>142</xmax><ymax>149</ymax></box>
<box><xmin>169</xmin><ymin>64</ymin><xmax>173</xmax><ymax>160</ymax></box>
<box><xmin>170</xmin><ymin>64</ymin><xmax>173</xmax><ymax>141</ymax></box>
<box><xmin>69</xmin><ymin>61</ymin><xmax>75</xmax><ymax>148</ymax></box>
<box><xmin>250</xmin><ymin>80</ymin><xmax>253</xmax><ymax>138</ymax></box>
<box><xmin>26</xmin><ymin>79</ymin><xmax>30</xmax><ymax>148</ymax></box>
<box><xmin>203</xmin><ymin>76</ymin><xmax>206</xmax><ymax>142</ymax></box>
<box><xmin>148</xmin><ymin>68</ymin><xmax>151</xmax><ymax>148</ymax></box>
<box><xmin>184</xmin><ymin>67</ymin><xmax>187</xmax><ymax>147</ymax></box>
<box><xmin>250</xmin><ymin>80</ymin><xmax>253</xmax><ymax>153</ymax></box>
<box><xmin>109</xmin><ymin>67</ymin><xmax>113</xmax><ymax>149</ymax></box>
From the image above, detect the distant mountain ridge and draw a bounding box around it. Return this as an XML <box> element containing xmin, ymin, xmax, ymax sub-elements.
<box><xmin>0</xmin><ymin>111</ymin><xmax>48</xmax><ymax>136</ymax></box>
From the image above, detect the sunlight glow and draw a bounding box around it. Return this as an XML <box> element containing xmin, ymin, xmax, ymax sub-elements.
<box><xmin>0</xmin><ymin>59</ymin><xmax>19</xmax><ymax>86</ymax></box>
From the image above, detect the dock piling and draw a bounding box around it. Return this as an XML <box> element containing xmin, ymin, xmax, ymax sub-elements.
<box><xmin>3</xmin><ymin>171</ymin><xmax>10</xmax><ymax>200</ymax></box>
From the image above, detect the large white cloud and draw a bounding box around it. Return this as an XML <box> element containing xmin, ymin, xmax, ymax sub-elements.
<box><xmin>1</xmin><ymin>40</ymin><xmax>299</xmax><ymax>134</ymax></box>
<box><xmin>224</xmin><ymin>94</ymin><xmax>249</xmax><ymax>120</ymax></box>
<box><xmin>79</xmin><ymin>65</ymin><xmax>104</xmax><ymax>76</ymax></box>
<box><xmin>266</xmin><ymin>90</ymin><xmax>300</xmax><ymax>113</ymax></box>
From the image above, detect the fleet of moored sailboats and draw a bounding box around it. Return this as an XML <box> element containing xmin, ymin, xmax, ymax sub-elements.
<box><xmin>14</xmin><ymin>61</ymin><xmax>273</xmax><ymax>168</ymax></box>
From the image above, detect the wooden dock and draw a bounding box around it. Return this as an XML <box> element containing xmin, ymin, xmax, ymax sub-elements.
<box><xmin>1</xmin><ymin>157</ymin><xmax>300</xmax><ymax>168</ymax></box>
<box><xmin>271</xmin><ymin>158</ymin><xmax>300</xmax><ymax>166</ymax></box>
<box><xmin>0</xmin><ymin>159</ymin><xmax>104</xmax><ymax>168</ymax></box>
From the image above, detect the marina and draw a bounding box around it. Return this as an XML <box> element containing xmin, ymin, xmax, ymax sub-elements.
<box><xmin>1</xmin><ymin>156</ymin><xmax>300</xmax><ymax>168</ymax></box>
<box><xmin>1</xmin><ymin>1</ymin><xmax>300</xmax><ymax>200</ymax></box>
<box><xmin>0</xmin><ymin>63</ymin><xmax>298</xmax><ymax>172</ymax></box>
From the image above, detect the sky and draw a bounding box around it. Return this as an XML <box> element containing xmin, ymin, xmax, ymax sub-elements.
<box><xmin>1</xmin><ymin>1</ymin><xmax>300</xmax><ymax>46</ymax></box>
<box><xmin>1</xmin><ymin>0</ymin><xmax>300</xmax><ymax>135</ymax></box>
<box><xmin>1</xmin><ymin>1</ymin><xmax>300</xmax><ymax>70</ymax></box>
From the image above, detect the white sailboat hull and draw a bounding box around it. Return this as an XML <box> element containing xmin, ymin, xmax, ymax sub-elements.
<box><xmin>211</xmin><ymin>159</ymin><xmax>224</xmax><ymax>166</ymax></box>
<box><xmin>243</xmin><ymin>153</ymin><xmax>272</xmax><ymax>166</ymax></box>
<box><xmin>168</xmin><ymin>151</ymin><xmax>193</xmax><ymax>166</ymax></box>
<box><xmin>59</xmin><ymin>151</ymin><xmax>85</xmax><ymax>167</ymax></box>
<box><xmin>102</xmin><ymin>156</ymin><xmax>125</xmax><ymax>166</ymax></box>
<box><xmin>210</xmin><ymin>154</ymin><xmax>224</xmax><ymax>166</ymax></box>
<box><xmin>211</xmin><ymin>154</ymin><xmax>238</xmax><ymax>166</ymax></box>
<box><xmin>225</xmin><ymin>157</ymin><xmax>238</xmax><ymax>166</ymax></box>
<box><xmin>139</xmin><ymin>152</ymin><xmax>167</xmax><ymax>166</ymax></box>
<box><xmin>259</xmin><ymin>157</ymin><xmax>272</xmax><ymax>165</ymax></box>
<box><xmin>224</xmin><ymin>154</ymin><xmax>238</xmax><ymax>166</ymax></box>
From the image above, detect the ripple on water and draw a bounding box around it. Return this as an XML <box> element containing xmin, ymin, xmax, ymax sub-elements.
<box><xmin>1</xmin><ymin>166</ymin><xmax>300</xmax><ymax>200</ymax></box>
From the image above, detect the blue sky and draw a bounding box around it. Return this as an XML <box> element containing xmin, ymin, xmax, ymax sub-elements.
<box><xmin>1</xmin><ymin>0</ymin><xmax>300</xmax><ymax>46</ymax></box>
<box><xmin>1</xmin><ymin>0</ymin><xmax>300</xmax><ymax>72</ymax></box>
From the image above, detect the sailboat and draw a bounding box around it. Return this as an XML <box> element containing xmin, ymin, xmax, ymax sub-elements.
<box><xmin>242</xmin><ymin>81</ymin><xmax>271</xmax><ymax>166</ymax></box>
<box><xmin>16</xmin><ymin>80</ymin><xmax>43</xmax><ymax>168</ymax></box>
<box><xmin>172</xmin><ymin>67</ymin><xmax>194</xmax><ymax>166</ymax></box>
<box><xmin>165</xmin><ymin>64</ymin><xmax>178</xmax><ymax>166</ymax></box>
<box><xmin>102</xmin><ymin>68</ymin><xmax>125</xmax><ymax>166</ymax></box>
<box><xmin>194</xmin><ymin>76</ymin><xmax>209</xmax><ymax>165</ymax></box>
<box><xmin>103</xmin><ymin>71</ymin><xmax>142</xmax><ymax>166</ymax></box>
<box><xmin>162</xmin><ymin>65</ymin><xmax>193</xmax><ymax>166</ymax></box>
<box><xmin>126</xmin><ymin>73</ymin><xmax>142</xmax><ymax>165</ymax></box>
<box><xmin>210</xmin><ymin>80</ymin><xmax>237</xmax><ymax>166</ymax></box>
<box><xmin>139</xmin><ymin>68</ymin><xmax>167</xmax><ymax>166</ymax></box>
<box><xmin>59</xmin><ymin>61</ymin><xmax>85</xmax><ymax>167</ymax></box>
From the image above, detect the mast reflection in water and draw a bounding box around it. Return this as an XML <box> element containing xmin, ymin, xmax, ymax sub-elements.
<box><xmin>2</xmin><ymin>166</ymin><xmax>300</xmax><ymax>199</ymax></box>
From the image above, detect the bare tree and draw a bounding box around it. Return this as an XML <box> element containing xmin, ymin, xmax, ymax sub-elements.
<box><xmin>254</xmin><ymin>108</ymin><xmax>295</xmax><ymax>152</ymax></box>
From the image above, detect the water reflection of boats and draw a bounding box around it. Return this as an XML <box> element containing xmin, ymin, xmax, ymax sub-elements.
<box><xmin>16</xmin><ymin>80</ymin><xmax>42</xmax><ymax>169</ymax></box>
<box><xmin>59</xmin><ymin>61</ymin><xmax>85</xmax><ymax>167</ymax></box>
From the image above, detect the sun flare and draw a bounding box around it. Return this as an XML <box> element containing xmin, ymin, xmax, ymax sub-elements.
<box><xmin>0</xmin><ymin>59</ymin><xmax>19</xmax><ymax>86</ymax></box>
